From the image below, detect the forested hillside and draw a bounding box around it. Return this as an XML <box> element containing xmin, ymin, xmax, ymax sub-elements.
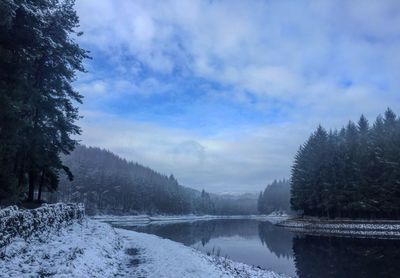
<box><xmin>55</xmin><ymin>146</ymin><xmax>202</xmax><ymax>214</ymax></box>
<box><xmin>257</xmin><ymin>179</ymin><xmax>291</xmax><ymax>214</ymax></box>
<box><xmin>55</xmin><ymin>145</ymin><xmax>257</xmax><ymax>215</ymax></box>
<box><xmin>291</xmin><ymin>109</ymin><xmax>400</xmax><ymax>219</ymax></box>
<box><xmin>213</xmin><ymin>193</ymin><xmax>258</xmax><ymax>215</ymax></box>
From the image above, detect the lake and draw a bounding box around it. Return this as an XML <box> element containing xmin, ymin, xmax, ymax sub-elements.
<box><xmin>112</xmin><ymin>219</ymin><xmax>400</xmax><ymax>278</ymax></box>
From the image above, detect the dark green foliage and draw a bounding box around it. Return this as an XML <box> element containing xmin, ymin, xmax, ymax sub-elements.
<box><xmin>0</xmin><ymin>0</ymin><xmax>88</xmax><ymax>204</ymax></box>
<box><xmin>212</xmin><ymin>193</ymin><xmax>257</xmax><ymax>215</ymax></box>
<box><xmin>55</xmin><ymin>146</ymin><xmax>211</xmax><ymax>214</ymax></box>
<box><xmin>291</xmin><ymin>109</ymin><xmax>400</xmax><ymax>219</ymax></box>
<box><xmin>197</xmin><ymin>190</ymin><xmax>215</xmax><ymax>214</ymax></box>
<box><xmin>257</xmin><ymin>179</ymin><xmax>291</xmax><ymax>214</ymax></box>
<box><xmin>54</xmin><ymin>145</ymin><xmax>258</xmax><ymax>215</ymax></box>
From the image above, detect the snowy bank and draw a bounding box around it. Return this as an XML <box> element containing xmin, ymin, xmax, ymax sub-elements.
<box><xmin>116</xmin><ymin>227</ymin><xmax>289</xmax><ymax>278</ymax></box>
<box><xmin>1</xmin><ymin>218</ymin><xmax>289</xmax><ymax>277</ymax></box>
<box><xmin>0</xmin><ymin>219</ymin><xmax>126</xmax><ymax>277</ymax></box>
<box><xmin>0</xmin><ymin>203</ymin><xmax>84</xmax><ymax>249</ymax></box>
<box><xmin>278</xmin><ymin>218</ymin><xmax>400</xmax><ymax>238</ymax></box>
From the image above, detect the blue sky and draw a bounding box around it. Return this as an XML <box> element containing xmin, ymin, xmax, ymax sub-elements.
<box><xmin>74</xmin><ymin>0</ymin><xmax>400</xmax><ymax>194</ymax></box>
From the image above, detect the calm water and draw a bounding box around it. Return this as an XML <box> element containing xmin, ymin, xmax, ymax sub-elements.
<box><xmin>114</xmin><ymin>219</ymin><xmax>400</xmax><ymax>278</ymax></box>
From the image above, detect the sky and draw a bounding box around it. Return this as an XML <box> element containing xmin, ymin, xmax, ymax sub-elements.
<box><xmin>73</xmin><ymin>0</ymin><xmax>400</xmax><ymax>194</ymax></box>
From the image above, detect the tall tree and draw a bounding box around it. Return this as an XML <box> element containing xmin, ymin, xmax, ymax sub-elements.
<box><xmin>291</xmin><ymin>109</ymin><xmax>400</xmax><ymax>219</ymax></box>
<box><xmin>0</xmin><ymin>0</ymin><xmax>88</xmax><ymax>204</ymax></box>
<box><xmin>258</xmin><ymin>179</ymin><xmax>291</xmax><ymax>214</ymax></box>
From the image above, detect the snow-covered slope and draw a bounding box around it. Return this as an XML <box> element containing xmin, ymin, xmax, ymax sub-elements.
<box><xmin>0</xmin><ymin>219</ymin><xmax>289</xmax><ymax>278</ymax></box>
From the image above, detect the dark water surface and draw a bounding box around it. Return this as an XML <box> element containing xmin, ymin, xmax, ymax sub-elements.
<box><xmin>114</xmin><ymin>219</ymin><xmax>400</xmax><ymax>278</ymax></box>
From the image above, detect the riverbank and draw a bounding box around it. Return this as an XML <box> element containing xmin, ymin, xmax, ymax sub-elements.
<box><xmin>0</xmin><ymin>218</ymin><xmax>289</xmax><ymax>277</ymax></box>
<box><xmin>278</xmin><ymin>217</ymin><xmax>400</xmax><ymax>238</ymax></box>
<box><xmin>92</xmin><ymin>213</ymin><xmax>289</xmax><ymax>226</ymax></box>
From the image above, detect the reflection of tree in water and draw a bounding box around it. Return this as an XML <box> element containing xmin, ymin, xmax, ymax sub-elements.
<box><xmin>257</xmin><ymin>222</ymin><xmax>294</xmax><ymax>258</ymax></box>
<box><xmin>133</xmin><ymin>221</ymin><xmax>216</xmax><ymax>246</ymax></box>
<box><xmin>133</xmin><ymin>219</ymin><xmax>259</xmax><ymax>246</ymax></box>
<box><xmin>293</xmin><ymin>235</ymin><xmax>400</xmax><ymax>278</ymax></box>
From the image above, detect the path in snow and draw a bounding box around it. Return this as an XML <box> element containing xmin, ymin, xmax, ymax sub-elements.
<box><xmin>116</xmin><ymin>228</ymin><xmax>288</xmax><ymax>278</ymax></box>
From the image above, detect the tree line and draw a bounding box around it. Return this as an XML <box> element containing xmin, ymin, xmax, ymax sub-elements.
<box><xmin>53</xmin><ymin>145</ymin><xmax>257</xmax><ymax>215</ymax></box>
<box><xmin>257</xmin><ymin>179</ymin><xmax>291</xmax><ymax>214</ymax></box>
<box><xmin>0</xmin><ymin>0</ymin><xmax>87</xmax><ymax>205</ymax></box>
<box><xmin>291</xmin><ymin>109</ymin><xmax>400</xmax><ymax>219</ymax></box>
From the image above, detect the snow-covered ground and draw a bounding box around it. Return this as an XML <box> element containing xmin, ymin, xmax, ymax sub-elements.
<box><xmin>279</xmin><ymin>218</ymin><xmax>400</xmax><ymax>238</ymax></box>
<box><xmin>1</xmin><ymin>219</ymin><xmax>289</xmax><ymax>278</ymax></box>
<box><xmin>117</xmin><ymin>226</ymin><xmax>289</xmax><ymax>278</ymax></box>
<box><xmin>0</xmin><ymin>219</ymin><xmax>125</xmax><ymax>277</ymax></box>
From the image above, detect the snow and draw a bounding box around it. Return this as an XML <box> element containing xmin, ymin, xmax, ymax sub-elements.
<box><xmin>1</xmin><ymin>203</ymin><xmax>84</xmax><ymax>249</ymax></box>
<box><xmin>1</xmin><ymin>218</ymin><xmax>289</xmax><ymax>278</ymax></box>
<box><xmin>116</xmin><ymin>227</ymin><xmax>289</xmax><ymax>278</ymax></box>
<box><xmin>279</xmin><ymin>219</ymin><xmax>400</xmax><ymax>238</ymax></box>
<box><xmin>0</xmin><ymin>220</ymin><xmax>125</xmax><ymax>277</ymax></box>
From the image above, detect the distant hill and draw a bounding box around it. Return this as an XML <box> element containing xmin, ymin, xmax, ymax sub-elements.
<box><xmin>54</xmin><ymin>145</ymin><xmax>257</xmax><ymax>215</ymax></box>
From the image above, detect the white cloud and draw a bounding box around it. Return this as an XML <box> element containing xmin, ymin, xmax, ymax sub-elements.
<box><xmin>73</xmin><ymin>0</ymin><xmax>400</xmax><ymax>192</ymax></box>
<box><xmin>79</xmin><ymin>111</ymin><xmax>307</xmax><ymax>193</ymax></box>
<box><xmin>76</xmin><ymin>80</ymin><xmax>108</xmax><ymax>96</ymax></box>
<box><xmin>76</xmin><ymin>0</ymin><xmax>400</xmax><ymax>100</ymax></box>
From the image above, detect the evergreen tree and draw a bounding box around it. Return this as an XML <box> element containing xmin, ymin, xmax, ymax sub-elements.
<box><xmin>0</xmin><ymin>0</ymin><xmax>88</xmax><ymax>204</ymax></box>
<box><xmin>258</xmin><ymin>179</ymin><xmax>291</xmax><ymax>214</ymax></box>
<box><xmin>291</xmin><ymin>109</ymin><xmax>400</xmax><ymax>219</ymax></box>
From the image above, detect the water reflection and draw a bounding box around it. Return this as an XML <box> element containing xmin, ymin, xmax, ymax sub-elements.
<box><xmin>293</xmin><ymin>235</ymin><xmax>400</xmax><ymax>278</ymax></box>
<box><xmin>121</xmin><ymin>219</ymin><xmax>297</xmax><ymax>276</ymax></box>
<box><xmin>115</xmin><ymin>219</ymin><xmax>400</xmax><ymax>278</ymax></box>
<box><xmin>258</xmin><ymin>221</ymin><xmax>294</xmax><ymax>259</ymax></box>
<box><xmin>132</xmin><ymin>219</ymin><xmax>260</xmax><ymax>246</ymax></box>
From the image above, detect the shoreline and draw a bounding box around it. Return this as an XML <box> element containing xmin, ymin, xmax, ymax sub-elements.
<box><xmin>92</xmin><ymin>213</ymin><xmax>289</xmax><ymax>226</ymax></box>
<box><xmin>278</xmin><ymin>217</ymin><xmax>400</xmax><ymax>238</ymax></box>
<box><xmin>1</xmin><ymin>218</ymin><xmax>289</xmax><ymax>277</ymax></box>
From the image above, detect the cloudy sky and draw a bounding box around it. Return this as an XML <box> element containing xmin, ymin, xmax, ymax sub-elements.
<box><xmin>74</xmin><ymin>0</ymin><xmax>400</xmax><ymax>194</ymax></box>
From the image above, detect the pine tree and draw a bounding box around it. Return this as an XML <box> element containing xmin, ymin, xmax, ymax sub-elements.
<box><xmin>258</xmin><ymin>179</ymin><xmax>291</xmax><ymax>214</ymax></box>
<box><xmin>0</xmin><ymin>0</ymin><xmax>88</xmax><ymax>204</ymax></box>
<box><xmin>291</xmin><ymin>109</ymin><xmax>400</xmax><ymax>219</ymax></box>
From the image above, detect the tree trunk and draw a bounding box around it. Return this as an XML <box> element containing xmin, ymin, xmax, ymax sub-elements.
<box><xmin>37</xmin><ymin>170</ymin><xmax>45</xmax><ymax>201</ymax></box>
<box><xmin>17</xmin><ymin>158</ymin><xmax>25</xmax><ymax>189</ymax></box>
<box><xmin>27</xmin><ymin>170</ymin><xmax>35</xmax><ymax>201</ymax></box>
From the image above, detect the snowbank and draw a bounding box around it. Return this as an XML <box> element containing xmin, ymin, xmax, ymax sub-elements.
<box><xmin>279</xmin><ymin>218</ymin><xmax>400</xmax><ymax>238</ymax></box>
<box><xmin>0</xmin><ymin>203</ymin><xmax>84</xmax><ymax>249</ymax></box>
<box><xmin>1</xmin><ymin>218</ymin><xmax>289</xmax><ymax>277</ymax></box>
<box><xmin>0</xmin><ymin>220</ymin><xmax>125</xmax><ymax>277</ymax></box>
